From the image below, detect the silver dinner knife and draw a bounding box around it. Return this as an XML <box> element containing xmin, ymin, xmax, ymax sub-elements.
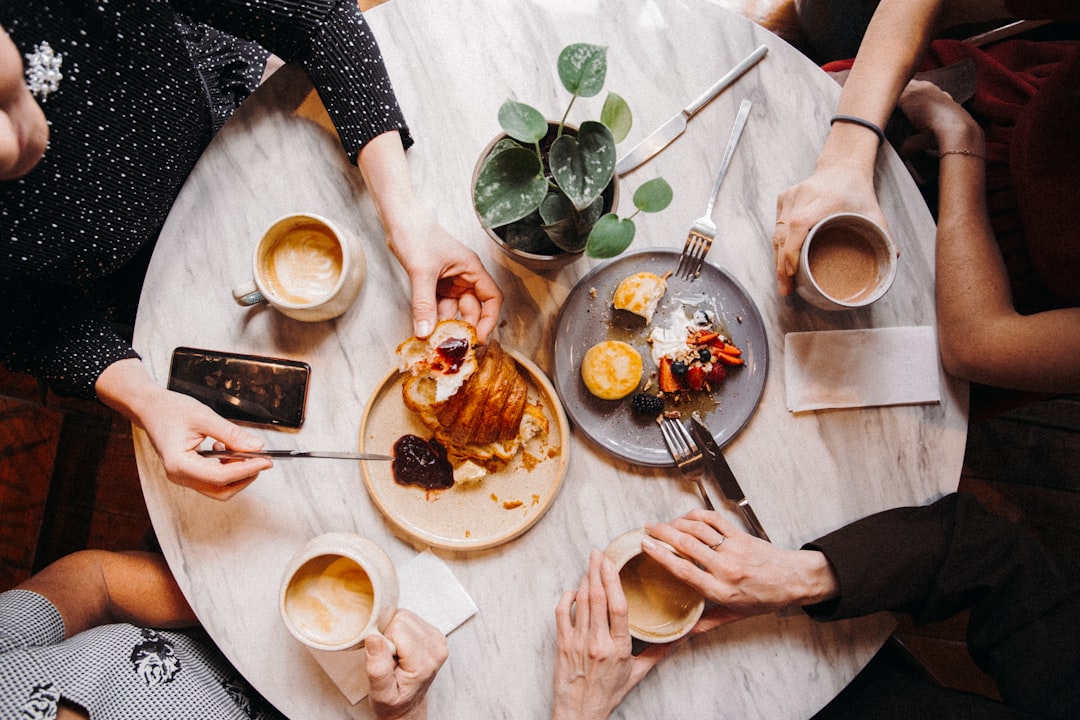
<box><xmin>689</xmin><ymin>414</ymin><xmax>770</xmax><ymax>541</ymax></box>
<box><xmin>615</xmin><ymin>44</ymin><xmax>768</xmax><ymax>176</ymax></box>
<box><xmin>198</xmin><ymin>449</ymin><xmax>393</xmax><ymax>461</ymax></box>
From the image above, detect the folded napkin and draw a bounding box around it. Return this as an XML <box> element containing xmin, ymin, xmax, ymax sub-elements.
<box><xmin>306</xmin><ymin>548</ymin><xmax>478</xmax><ymax>704</ymax></box>
<box><xmin>784</xmin><ymin>327</ymin><xmax>941</xmax><ymax>412</ymax></box>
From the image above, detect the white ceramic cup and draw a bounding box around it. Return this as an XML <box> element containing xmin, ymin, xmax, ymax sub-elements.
<box><xmin>602</xmin><ymin>528</ymin><xmax>705</xmax><ymax>643</ymax></box>
<box><xmin>279</xmin><ymin>532</ymin><xmax>398</xmax><ymax>652</ymax></box>
<box><xmin>233</xmin><ymin>213</ymin><xmax>365</xmax><ymax>322</ymax></box>
<box><xmin>795</xmin><ymin>212</ymin><xmax>897</xmax><ymax>311</ymax></box>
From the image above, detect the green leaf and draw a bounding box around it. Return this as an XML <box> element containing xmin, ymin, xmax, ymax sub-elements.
<box><xmin>586</xmin><ymin>213</ymin><xmax>636</xmax><ymax>258</ymax></box>
<box><xmin>473</xmin><ymin>146</ymin><xmax>547</xmax><ymax>228</ymax></box>
<box><xmin>549</xmin><ymin>121</ymin><xmax>615</xmax><ymax>211</ymax></box>
<box><xmin>502</xmin><ymin>215</ymin><xmax>563</xmax><ymax>255</ymax></box>
<box><xmin>543</xmin><ymin>216</ymin><xmax>587</xmax><ymax>253</ymax></box>
<box><xmin>601</xmin><ymin>92</ymin><xmax>632</xmax><ymax>144</ymax></box>
<box><xmin>633</xmin><ymin>177</ymin><xmax>674</xmax><ymax>213</ymax></box>
<box><xmin>538</xmin><ymin>192</ymin><xmax>601</xmax><ymax>253</ymax></box>
<box><xmin>538</xmin><ymin>190</ymin><xmax>573</xmax><ymax>226</ymax></box>
<box><xmin>498</xmin><ymin>100</ymin><xmax>548</xmax><ymax>144</ymax></box>
<box><xmin>557</xmin><ymin>43</ymin><xmax>607</xmax><ymax>98</ymax></box>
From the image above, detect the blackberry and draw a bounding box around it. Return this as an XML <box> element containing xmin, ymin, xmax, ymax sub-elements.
<box><xmin>631</xmin><ymin>393</ymin><xmax>665</xmax><ymax>416</ymax></box>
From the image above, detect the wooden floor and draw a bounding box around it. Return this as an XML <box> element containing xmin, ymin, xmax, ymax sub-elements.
<box><xmin>3</xmin><ymin>0</ymin><xmax>1078</xmax><ymax>710</ymax></box>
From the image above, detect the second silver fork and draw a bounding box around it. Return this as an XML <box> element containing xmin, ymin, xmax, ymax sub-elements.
<box><xmin>675</xmin><ymin>98</ymin><xmax>753</xmax><ymax>281</ymax></box>
<box><xmin>659</xmin><ymin>416</ymin><xmax>715</xmax><ymax>510</ymax></box>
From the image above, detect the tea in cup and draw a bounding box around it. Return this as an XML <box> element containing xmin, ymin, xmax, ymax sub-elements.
<box><xmin>234</xmin><ymin>213</ymin><xmax>365</xmax><ymax>322</ymax></box>
<box><xmin>603</xmin><ymin>528</ymin><xmax>705</xmax><ymax>643</ymax></box>
<box><xmin>279</xmin><ymin>532</ymin><xmax>398</xmax><ymax>652</ymax></box>
<box><xmin>795</xmin><ymin>212</ymin><xmax>897</xmax><ymax>311</ymax></box>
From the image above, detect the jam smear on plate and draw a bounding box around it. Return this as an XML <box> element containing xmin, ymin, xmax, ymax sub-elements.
<box><xmin>392</xmin><ymin>434</ymin><xmax>454</xmax><ymax>489</ymax></box>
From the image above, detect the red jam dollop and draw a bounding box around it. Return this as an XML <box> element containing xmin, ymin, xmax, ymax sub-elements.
<box><xmin>435</xmin><ymin>337</ymin><xmax>470</xmax><ymax>374</ymax></box>
<box><xmin>392</xmin><ymin>434</ymin><xmax>454</xmax><ymax>490</ymax></box>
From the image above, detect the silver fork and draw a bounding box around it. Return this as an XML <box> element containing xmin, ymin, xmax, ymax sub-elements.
<box><xmin>659</xmin><ymin>416</ymin><xmax>715</xmax><ymax>510</ymax></box>
<box><xmin>675</xmin><ymin>98</ymin><xmax>753</xmax><ymax>281</ymax></box>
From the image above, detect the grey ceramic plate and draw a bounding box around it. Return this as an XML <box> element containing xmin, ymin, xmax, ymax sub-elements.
<box><xmin>552</xmin><ymin>249</ymin><xmax>768</xmax><ymax>466</ymax></box>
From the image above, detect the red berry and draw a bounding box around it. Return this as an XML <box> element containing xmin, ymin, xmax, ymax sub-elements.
<box><xmin>705</xmin><ymin>363</ymin><xmax>726</xmax><ymax>385</ymax></box>
<box><xmin>686</xmin><ymin>366</ymin><xmax>706</xmax><ymax>391</ymax></box>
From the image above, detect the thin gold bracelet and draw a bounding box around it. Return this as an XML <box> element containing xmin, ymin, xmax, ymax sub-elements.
<box><xmin>937</xmin><ymin>148</ymin><xmax>985</xmax><ymax>160</ymax></box>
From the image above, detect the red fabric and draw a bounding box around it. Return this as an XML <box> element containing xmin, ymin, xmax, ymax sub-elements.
<box><xmin>823</xmin><ymin>39</ymin><xmax>1080</xmax><ymax>310</ymax></box>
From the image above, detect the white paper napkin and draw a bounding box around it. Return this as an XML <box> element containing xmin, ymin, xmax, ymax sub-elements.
<box><xmin>784</xmin><ymin>327</ymin><xmax>942</xmax><ymax>412</ymax></box>
<box><xmin>306</xmin><ymin>548</ymin><xmax>478</xmax><ymax>704</ymax></box>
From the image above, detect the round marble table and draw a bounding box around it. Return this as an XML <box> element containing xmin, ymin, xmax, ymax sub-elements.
<box><xmin>132</xmin><ymin>0</ymin><xmax>968</xmax><ymax>718</ymax></box>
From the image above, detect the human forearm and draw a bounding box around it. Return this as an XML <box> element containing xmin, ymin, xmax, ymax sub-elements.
<box><xmin>832</xmin><ymin>0</ymin><xmax>944</xmax><ymax>131</ymax></box>
<box><xmin>17</xmin><ymin>551</ymin><xmax>197</xmax><ymax>638</ymax></box>
<box><xmin>357</xmin><ymin>131</ymin><xmax>503</xmax><ymax>341</ymax></box>
<box><xmin>919</xmin><ymin>84</ymin><xmax>1080</xmax><ymax>391</ymax></box>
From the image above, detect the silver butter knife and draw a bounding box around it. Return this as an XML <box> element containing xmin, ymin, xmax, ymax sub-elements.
<box><xmin>615</xmin><ymin>44</ymin><xmax>768</xmax><ymax>176</ymax></box>
<box><xmin>689</xmin><ymin>414</ymin><xmax>770</xmax><ymax>541</ymax></box>
<box><xmin>198</xmin><ymin>449</ymin><xmax>393</xmax><ymax>461</ymax></box>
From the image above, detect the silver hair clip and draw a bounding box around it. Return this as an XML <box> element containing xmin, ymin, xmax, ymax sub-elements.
<box><xmin>25</xmin><ymin>41</ymin><xmax>63</xmax><ymax>100</ymax></box>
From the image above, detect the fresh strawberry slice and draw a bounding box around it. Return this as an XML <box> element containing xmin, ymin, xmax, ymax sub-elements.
<box><xmin>705</xmin><ymin>363</ymin><xmax>726</xmax><ymax>385</ymax></box>
<box><xmin>686</xmin><ymin>365</ymin><xmax>706</xmax><ymax>391</ymax></box>
<box><xmin>658</xmin><ymin>356</ymin><xmax>680</xmax><ymax>393</ymax></box>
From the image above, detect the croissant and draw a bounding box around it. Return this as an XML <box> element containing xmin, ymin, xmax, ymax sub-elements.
<box><xmin>437</xmin><ymin>341</ymin><xmax>527</xmax><ymax>446</ymax></box>
<box><xmin>398</xmin><ymin>320</ymin><xmax>537</xmax><ymax>464</ymax></box>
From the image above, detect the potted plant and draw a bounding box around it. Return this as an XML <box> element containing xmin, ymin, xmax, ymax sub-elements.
<box><xmin>472</xmin><ymin>43</ymin><xmax>673</xmax><ymax>269</ymax></box>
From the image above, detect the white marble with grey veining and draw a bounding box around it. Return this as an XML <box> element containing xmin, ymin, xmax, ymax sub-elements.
<box><xmin>133</xmin><ymin>1</ymin><xmax>967</xmax><ymax>718</ymax></box>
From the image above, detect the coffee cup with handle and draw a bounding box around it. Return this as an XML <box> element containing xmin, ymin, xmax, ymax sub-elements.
<box><xmin>795</xmin><ymin>212</ymin><xmax>897</xmax><ymax>311</ymax></box>
<box><xmin>279</xmin><ymin>532</ymin><xmax>398</xmax><ymax>653</ymax></box>
<box><xmin>233</xmin><ymin>212</ymin><xmax>365</xmax><ymax>322</ymax></box>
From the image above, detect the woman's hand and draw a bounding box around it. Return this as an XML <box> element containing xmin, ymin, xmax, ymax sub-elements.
<box><xmin>643</xmin><ymin>510</ymin><xmax>839</xmax><ymax>617</ymax></box>
<box><xmin>365</xmin><ymin>610</ymin><xmax>448</xmax><ymax>720</ymax></box>
<box><xmin>356</xmin><ymin>131</ymin><xmax>503</xmax><ymax>343</ymax></box>
<box><xmin>551</xmin><ymin>551</ymin><xmax>672</xmax><ymax>720</ymax></box>
<box><xmin>96</xmin><ymin>358</ymin><xmax>272</xmax><ymax>500</ymax></box>
<box><xmin>772</xmin><ymin>158</ymin><xmax>887</xmax><ymax>297</ymax></box>
<box><xmin>384</xmin><ymin>208</ymin><xmax>503</xmax><ymax>343</ymax></box>
<box><xmin>897</xmin><ymin>79</ymin><xmax>985</xmax><ymax>155</ymax></box>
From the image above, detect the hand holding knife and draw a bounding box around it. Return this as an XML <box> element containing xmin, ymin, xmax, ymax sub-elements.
<box><xmin>689</xmin><ymin>414</ymin><xmax>770</xmax><ymax>541</ymax></box>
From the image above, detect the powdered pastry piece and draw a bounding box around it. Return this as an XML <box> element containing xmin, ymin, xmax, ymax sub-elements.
<box><xmin>613</xmin><ymin>271</ymin><xmax>668</xmax><ymax>323</ymax></box>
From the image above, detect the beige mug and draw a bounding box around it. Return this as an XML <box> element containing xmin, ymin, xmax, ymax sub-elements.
<box><xmin>603</xmin><ymin>528</ymin><xmax>705</xmax><ymax>643</ymax></box>
<box><xmin>279</xmin><ymin>532</ymin><xmax>398</xmax><ymax>653</ymax></box>
<box><xmin>795</xmin><ymin>212</ymin><xmax>897</xmax><ymax>311</ymax></box>
<box><xmin>233</xmin><ymin>213</ymin><xmax>365</xmax><ymax>322</ymax></box>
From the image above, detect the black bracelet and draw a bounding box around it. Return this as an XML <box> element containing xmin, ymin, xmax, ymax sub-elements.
<box><xmin>830</xmin><ymin>114</ymin><xmax>886</xmax><ymax>145</ymax></box>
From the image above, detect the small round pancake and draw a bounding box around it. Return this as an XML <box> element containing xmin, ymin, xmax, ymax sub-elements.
<box><xmin>613</xmin><ymin>271</ymin><xmax>667</xmax><ymax>323</ymax></box>
<box><xmin>581</xmin><ymin>341</ymin><xmax>643</xmax><ymax>400</ymax></box>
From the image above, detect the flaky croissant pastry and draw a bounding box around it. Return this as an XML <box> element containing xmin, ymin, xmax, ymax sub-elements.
<box><xmin>397</xmin><ymin>320</ymin><xmax>546</xmax><ymax>465</ymax></box>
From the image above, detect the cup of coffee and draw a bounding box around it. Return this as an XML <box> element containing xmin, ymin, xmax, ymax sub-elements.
<box><xmin>603</xmin><ymin>528</ymin><xmax>705</xmax><ymax>643</ymax></box>
<box><xmin>795</xmin><ymin>212</ymin><xmax>897</xmax><ymax>311</ymax></box>
<box><xmin>233</xmin><ymin>213</ymin><xmax>365</xmax><ymax>322</ymax></box>
<box><xmin>279</xmin><ymin>532</ymin><xmax>398</xmax><ymax>652</ymax></box>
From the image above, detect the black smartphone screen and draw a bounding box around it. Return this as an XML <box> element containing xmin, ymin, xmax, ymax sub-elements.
<box><xmin>167</xmin><ymin>347</ymin><xmax>310</xmax><ymax>428</ymax></box>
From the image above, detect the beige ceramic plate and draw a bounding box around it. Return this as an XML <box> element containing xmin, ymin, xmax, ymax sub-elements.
<box><xmin>359</xmin><ymin>350</ymin><xmax>570</xmax><ymax>550</ymax></box>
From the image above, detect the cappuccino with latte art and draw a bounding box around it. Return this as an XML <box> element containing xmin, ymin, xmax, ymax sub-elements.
<box><xmin>234</xmin><ymin>213</ymin><xmax>366</xmax><ymax>322</ymax></box>
<box><xmin>261</xmin><ymin>221</ymin><xmax>344</xmax><ymax>305</ymax></box>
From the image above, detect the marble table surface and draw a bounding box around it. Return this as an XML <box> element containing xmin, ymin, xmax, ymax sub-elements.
<box><xmin>132</xmin><ymin>0</ymin><xmax>968</xmax><ymax>718</ymax></box>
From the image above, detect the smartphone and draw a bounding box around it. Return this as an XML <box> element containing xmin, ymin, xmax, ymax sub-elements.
<box><xmin>167</xmin><ymin>347</ymin><xmax>310</xmax><ymax>428</ymax></box>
